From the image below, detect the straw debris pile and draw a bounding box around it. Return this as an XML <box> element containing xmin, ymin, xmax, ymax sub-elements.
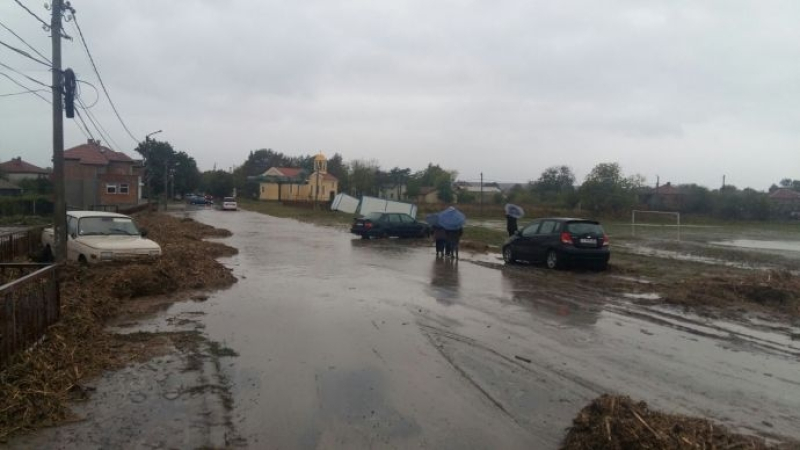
<box><xmin>664</xmin><ymin>270</ymin><xmax>800</xmax><ymax>318</ymax></box>
<box><xmin>0</xmin><ymin>213</ymin><xmax>237</xmax><ymax>441</ymax></box>
<box><xmin>562</xmin><ymin>394</ymin><xmax>792</xmax><ymax>450</ymax></box>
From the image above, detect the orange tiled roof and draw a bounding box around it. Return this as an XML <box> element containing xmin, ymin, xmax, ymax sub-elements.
<box><xmin>64</xmin><ymin>141</ymin><xmax>134</xmax><ymax>166</ymax></box>
<box><xmin>0</xmin><ymin>157</ymin><xmax>49</xmax><ymax>174</ymax></box>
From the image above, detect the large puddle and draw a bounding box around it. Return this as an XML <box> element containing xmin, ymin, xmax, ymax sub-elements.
<box><xmin>712</xmin><ymin>239</ymin><xmax>800</xmax><ymax>252</ymax></box>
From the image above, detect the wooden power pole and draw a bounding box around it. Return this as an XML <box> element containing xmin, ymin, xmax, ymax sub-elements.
<box><xmin>51</xmin><ymin>0</ymin><xmax>67</xmax><ymax>262</ymax></box>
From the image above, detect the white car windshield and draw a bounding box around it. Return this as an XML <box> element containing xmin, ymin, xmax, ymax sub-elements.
<box><xmin>78</xmin><ymin>217</ymin><xmax>141</xmax><ymax>236</ymax></box>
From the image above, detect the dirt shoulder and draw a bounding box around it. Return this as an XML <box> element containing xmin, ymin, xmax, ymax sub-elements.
<box><xmin>0</xmin><ymin>212</ymin><xmax>238</xmax><ymax>441</ymax></box>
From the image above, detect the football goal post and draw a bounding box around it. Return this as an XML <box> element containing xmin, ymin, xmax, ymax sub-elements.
<box><xmin>631</xmin><ymin>210</ymin><xmax>681</xmax><ymax>241</ymax></box>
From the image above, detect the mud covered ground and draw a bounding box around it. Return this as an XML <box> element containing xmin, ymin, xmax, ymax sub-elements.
<box><xmin>0</xmin><ymin>212</ymin><xmax>238</xmax><ymax>442</ymax></box>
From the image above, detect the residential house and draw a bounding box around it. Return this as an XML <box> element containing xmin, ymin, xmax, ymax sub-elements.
<box><xmin>454</xmin><ymin>181</ymin><xmax>503</xmax><ymax>202</ymax></box>
<box><xmin>0</xmin><ymin>157</ymin><xmax>49</xmax><ymax>182</ymax></box>
<box><xmin>414</xmin><ymin>186</ymin><xmax>452</xmax><ymax>204</ymax></box>
<box><xmin>640</xmin><ymin>182</ymin><xmax>684</xmax><ymax>211</ymax></box>
<box><xmin>768</xmin><ymin>188</ymin><xmax>800</xmax><ymax>217</ymax></box>
<box><xmin>64</xmin><ymin>139</ymin><xmax>140</xmax><ymax>210</ymax></box>
<box><xmin>258</xmin><ymin>153</ymin><xmax>338</xmax><ymax>202</ymax></box>
<box><xmin>0</xmin><ymin>179</ymin><xmax>23</xmax><ymax>196</ymax></box>
<box><xmin>377</xmin><ymin>184</ymin><xmax>407</xmax><ymax>201</ymax></box>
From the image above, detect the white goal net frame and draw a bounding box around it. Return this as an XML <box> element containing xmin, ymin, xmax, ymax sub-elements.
<box><xmin>631</xmin><ymin>210</ymin><xmax>681</xmax><ymax>241</ymax></box>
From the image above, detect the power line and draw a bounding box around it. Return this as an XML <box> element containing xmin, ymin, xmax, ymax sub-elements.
<box><xmin>0</xmin><ymin>38</ymin><xmax>53</xmax><ymax>67</ymax></box>
<box><xmin>81</xmin><ymin>102</ymin><xmax>122</xmax><ymax>150</ymax></box>
<box><xmin>76</xmin><ymin>79</ymin><xmax>99</xmax><ymax>108</ymax></box>
<box><xmin>0</xmin><ymin>71</ymin><xmax>50</xmax><ymax>103</ymax></box>
<box><xmin>71</xmin><ymin>14</ymin><xmax>139</xmax><ymax>143</ymax></box>
<box><xmin>12</xmin><ymin>0</ymin><xmax>51</xmax><ymax>31</ymax></box>
<box><xmin>0</xmin><ymin>18</ymin><xmax>51</xmax><ymax>64</ymax></box>
<box><xmin>0</xmin><ymin>61</ymin><xmax>50</xmax><ymax>88</ymax></box>
<box><xmin>73</xmin><ymin>109</ymin><xmax>94</xmax><ymax>140</ymax></box>
<box><xmin>0</xmin><ymin>88</ymin><xmax>48</xmax><ymax>97</ymax></box>
<box><xmin>77</xmin><ymin>96</ymin><xmax>121</xmax><ymax>150</ymax></box>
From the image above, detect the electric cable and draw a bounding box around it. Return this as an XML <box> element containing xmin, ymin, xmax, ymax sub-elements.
<box><xmin>0</xmin><ymin>38</ymin><xmax>53</xmax><ymax>67</ymax></box>
<box><xmin>12</xmin><ymin>0</ymin><xmax>51</xmax><ymax>31</ymax></box>
<box><xmin>0</xmin><ymin>88</ymin><xmax>48</xmax><ymax>97</ymax></box>
<box><xmin>73</xmin><ymin>108</ymin><xmax>95</xmax><ymax>140</ymax></box>
<box><xmin>0</xmin><ymin>71</ymin><xmax>50</xmax><ymax>103</ymax></box>
<box><xmin>71</xmin><ymin>14</ymin><xmax>139</xmax><ymax>143</ymax></box>
<box><xmin>0</xmin><ymin>18</ymin><xmax>51</xmax><ymax>64</ymax></box>
<box><xmin>0</xmin><ymin>61</ymin><xmax>50</xmax><ymax>87</ymax></box>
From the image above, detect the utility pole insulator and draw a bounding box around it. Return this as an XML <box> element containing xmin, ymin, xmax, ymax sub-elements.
<box><xmin>63</xmin><ymin>68</ymin><xmax>76</xmax><ymax>118</ymax></box>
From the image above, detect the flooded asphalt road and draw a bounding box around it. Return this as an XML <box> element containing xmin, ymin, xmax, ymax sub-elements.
<box><xmin>11</xmin><ymin>209</ymin><xmax>800</xmax><ymax>449</ymax></box>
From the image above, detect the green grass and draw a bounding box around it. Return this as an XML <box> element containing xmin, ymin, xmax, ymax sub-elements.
<box><xmin>239</xmin><ymin>199</ymin><xmax>354</xmax><ymax>227</ymax></box>
<box><xmin>0</xmin><ymin>215</ymin><xmax>51</xmax><ymax>227</ymax></box>
<box><xmin>463</xmin><ymin>226</ymin><xmax>508</xmax><ymax>248</ymax></box>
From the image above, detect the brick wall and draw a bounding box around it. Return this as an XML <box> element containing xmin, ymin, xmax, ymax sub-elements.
<box><xmin>98</xmin><ymin>173</ymin><xmax>139</xmax><ymax>206</ymax></box>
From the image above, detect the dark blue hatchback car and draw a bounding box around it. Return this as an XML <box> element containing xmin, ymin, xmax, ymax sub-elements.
<box><xmin>502</xmin><ymin>218</ymin><xmax>610</xmax><ymax>270</ymax></box>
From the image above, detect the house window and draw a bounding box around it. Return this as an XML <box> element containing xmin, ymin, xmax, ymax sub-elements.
<box><xmin>120</xmin><ymin>183</ymin><xmax>129</xmax><ymax>194</ymax></box>
<box><xmin>106</xmin><ymin>183</ymin><xmax>117</xmax><ymax>194</ymax></box>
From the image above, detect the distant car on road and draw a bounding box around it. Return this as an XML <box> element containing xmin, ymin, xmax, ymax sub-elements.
<box><xmin>221</xmin><ymin>197</ymin><xmax>238</xmax><ymax>211</ymax></box>
<box><xmin>502</xmin><ymin>217</ymin><xmax>610</xmax><ymax>270</ymax></box>
<box><xmin>187</xmin><ymin>194</ymin><xmax>212</xmax><ymax>206</ymax></box>
<box><xmin>41</xmin><ymin>211</ymin><xmax>162</xmax><ymax>264</ymax></box>
<box><xmin>351</xmin><ymin>212</ymin><xmax>431</xmax><ymax>239</ymax></box>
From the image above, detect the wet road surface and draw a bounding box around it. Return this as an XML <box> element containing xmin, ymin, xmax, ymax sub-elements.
<box><xmin>11</xmin><ymin>209</ymin><xmax>800</xmax><ymax>449</ymax></box>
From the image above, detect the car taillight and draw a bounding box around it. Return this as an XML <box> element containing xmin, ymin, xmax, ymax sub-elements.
<box><xmin>602</xmin><ymin>234</ymin><xmax>609</xmax><ymax>246</ymax></box>
<box><xmin>365</xmin><ymin>222</ymin><xmax>372</xmax><ymax>229</ymax></box>
<box><xmin>560</xmin><ymin>232</ymin><xmax>573</xmax><ymax>245</ymax></box>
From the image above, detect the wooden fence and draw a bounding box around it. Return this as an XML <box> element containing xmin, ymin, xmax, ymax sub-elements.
<box><xmin>0</xmin><ymin>263</ymin><xmax>60</xmax><ymax>368</ymax></box>
<box><xmin>0</xmin><ymin>226</ymin><xmax>46</xmax><ymax>263</ymax></box>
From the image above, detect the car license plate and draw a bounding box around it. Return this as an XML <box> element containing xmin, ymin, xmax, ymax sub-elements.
<box><xmin>580</xmin><ymin>238</ymin><xmax>597</xmax><ymax>245</ymax></box>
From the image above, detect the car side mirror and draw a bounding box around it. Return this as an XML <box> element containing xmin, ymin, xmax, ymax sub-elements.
<box><xmin>140</xmin><ymin>228</ymin><xmax>148</xmax><ymax>238</ymax></box>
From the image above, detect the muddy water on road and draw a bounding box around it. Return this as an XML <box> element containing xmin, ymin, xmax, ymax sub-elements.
<box><xmin>172</xmin><ymin>209</ymin><xmax>799</xmax><ymax>449</ymax></box>
<box><xmin>21</xmin><ymin>209</ymin><xmax>795</xmax><ymax>449</ymax></box>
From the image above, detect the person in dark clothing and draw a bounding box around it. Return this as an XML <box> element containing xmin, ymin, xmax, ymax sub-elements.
<box><xmin>444</xmin><ymin>227</ymin><xmax>463</xmax><ymax>259</ymax></box>
<box><xmin>506</xmin><ymin>215</ymin><xmax>518</xmax><ymax>236</ymax></box>
<box><xmin>432</xmin><ymin>226</ymin><xmax>447</xmax><ymax>257</ymax></box>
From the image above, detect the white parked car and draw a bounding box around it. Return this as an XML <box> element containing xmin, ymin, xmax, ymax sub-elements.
<box><xmin>221</xmin><ymin>197</ymin><xmax>238</xmax><ymax>211</ymax></box>
<box><xmin>41</xmin><ymin>211</ymin><xmax>162</xmax><ymax>264</ymax></box>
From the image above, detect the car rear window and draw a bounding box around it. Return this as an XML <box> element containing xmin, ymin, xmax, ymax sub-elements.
<box><xmin>224</xmin><ymin>197</ymin><xmax>235</xmax><ymax>202</ymax></box>
<box><xmin>566</xmin><ymin>222</ymin><xmax>604</xmax><ymax>234</ymax></box>
<box><xmin>365</xmin><ymin>213</ymin><xmax>383</xmax><ymax>221</ymax></box>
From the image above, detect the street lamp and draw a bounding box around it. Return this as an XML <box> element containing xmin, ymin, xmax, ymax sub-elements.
<box><xmin>144</xmin><ymin>130</ymin><xmax>162</xmax><ymax>207</ymax></box>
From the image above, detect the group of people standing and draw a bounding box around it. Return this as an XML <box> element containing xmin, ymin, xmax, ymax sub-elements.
<box><xmin>432</xmin><ymin>226</ymin><xmax>462</xmax><ymax>258</ymax></box>
<box><xmin>430</xmin><ymin>212</ymin><xmax>517</xmax><ymax>258</ymax></box>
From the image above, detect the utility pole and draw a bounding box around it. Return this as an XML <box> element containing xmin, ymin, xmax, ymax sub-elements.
<box><xmin>480</xmin><ymin>172</ymin><xmax>484</xmax><ymax>218</ymax></box>
<box><xmin>51</xmin><ymin>0</ymin><xmax>67</xmax><ymax>262</ymax></box>
<box><xmin>163</xmin><ymin>159</ymin><xmax>169</xmax><ymax>211</ymax></box>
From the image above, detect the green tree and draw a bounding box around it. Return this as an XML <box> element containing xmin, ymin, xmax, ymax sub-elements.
<box><xmin>200</xmin><ymin>170</ymin><xmax>235</xmax><ymax>198</ymax></box>
<box><xmin>134</xmin><ymin>140</ymin><xmax>200</xmax><ymax>198</ymax></box>
<box><xmin>326</xmin><ymin>153</ymin><xmax>350</xmax><ymax>194</ymax></box>
<box><xmin>579</xmin><ymin>162</ymin><xmax>644</xmax><ymax>214</ymax></box>
<box><xmin>679</xmin><ymin>184</ymin><xmax>712</xmax><ymax>214</ymax></box>
<box><xmin>17</xmin><ymin>177</ymin><xmax>52</xmax><ymax>195</ymax></box>
<box><xmin>349</xmin><ymin>159</ymin><xmax>380</xmax><ymax>196</ymax></box>
<box><xmin>531</xmin><ymin>165</ymin><xmax>576</xmax><ymax>206</ymax></box>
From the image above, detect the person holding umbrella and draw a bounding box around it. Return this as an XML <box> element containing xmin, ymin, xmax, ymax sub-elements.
<box><xmin>437</xmin><ymin>207</ymin><xmax>466</xmax><ymax>259</ymax></box>
<box><xmin>426</xmin><ymin>213</ymin><xmax>447</xmax><ymax>257</ymax></box>
<box><xmin>505</xmin><ymin>204</ymin><xmax>524</xmax><ymax>236</ymax></box>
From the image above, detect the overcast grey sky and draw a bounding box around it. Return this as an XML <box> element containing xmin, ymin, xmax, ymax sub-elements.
<box><xmin>2</xmin><ymin>0</ymin><xmax>799</xmax><ymax>189</ymax></box>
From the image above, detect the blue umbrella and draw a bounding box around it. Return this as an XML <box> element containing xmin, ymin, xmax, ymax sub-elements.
<box><xmin>504</xmin><ymin>203</ymin><xmax>524</xmax><ymax>219</ymax></box>
<box><xmin>438</xmin><ymin>207</ymin><xmax>466</xmax><ymax>230</ymax></box>
<box><xmin>425</xmin><ymin>213</ymin><xmax>440</xmax><ymax>227</ymax></box>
